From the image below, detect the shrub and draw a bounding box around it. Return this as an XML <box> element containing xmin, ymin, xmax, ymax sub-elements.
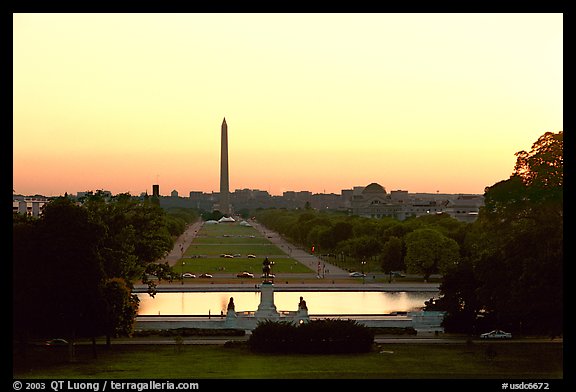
<box><xmin>248</xmin><ymin>320</ymin><xmax>297</xmax><ymax>353</ymax></box>
<box><xmin>248</xmin><ymin>319</ymin><xmax>374</xmax><ymax>354</ymax></box>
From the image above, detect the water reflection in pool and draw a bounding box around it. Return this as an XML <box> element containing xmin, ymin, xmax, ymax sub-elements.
<box><xmin>137</xmin><ymin>291</ymin><xmax>436</xmax><ymax>316</ymax></box>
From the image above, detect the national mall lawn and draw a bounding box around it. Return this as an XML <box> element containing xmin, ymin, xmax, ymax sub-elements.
<box><xmin>14</xmin><ymin>221</ymin><xmax>562</xmax><ymax>380</ymax></box>
<box><xmin>13</xmin><ymin>341</ymin><xmax>562</xmax><ymax>379</ymax></box>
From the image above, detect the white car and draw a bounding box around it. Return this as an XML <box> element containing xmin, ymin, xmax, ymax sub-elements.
<box><xmin>480</xmin><ymin>330</ymin><xmax>512</xmax><ymax>339</ymax></box>
<box><xmin>181</xmin><ymin>273</ymin><xmax>196</xmax><ymax>278</ymax></box>
<box><xmin>349</xmin><ymin>272</ymin><xmax>366</xmax><ymax>278</ymax></box>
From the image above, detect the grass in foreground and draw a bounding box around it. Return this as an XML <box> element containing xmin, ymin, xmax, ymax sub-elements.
<box><xmin>13</xmin><ymin>342</ymin><xmax>562</xmax><ymax>379</ymax></box>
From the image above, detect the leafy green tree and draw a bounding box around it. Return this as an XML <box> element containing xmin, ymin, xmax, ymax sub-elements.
<box><xmin>14</xmin><ymin>192</ymin><xmax>181</xmax><ymax>357</ymax></box>
<box><xmin>404</xmin><ymin>228</ymin><xmax>459</xmax><ymax>280</ymax></box>
<box><xmin>102</xmin><ymin>278</ymin><xmax>139</xmax><ymax>344</ymax></box>
<box><xmin>13</xmin><ymin>198</ymin><xmax>108</xmax><ymax>360</ymax></box>
<box><xmin>379</xmin><ymin>236</ymin><xmax>405</xmax><ymax>273</ymax></box>
<box><xmin>85</xmin><ymin>194</ymin><xmax>173</xmax><ymax>285</ymax></box>
<box><xmin>338</xmin><ymin>235</ymin><xmax>382</xmax><ymax>261</ymax></box>
<box><xmin>331</xmin><ymin>221</ymin><xmax>354</xmax><ymax>243</ymax></box>
<box><xmin>438</xmin><ymin>131</ymin><xmax>563</xmax><ymax>335</ymax></box>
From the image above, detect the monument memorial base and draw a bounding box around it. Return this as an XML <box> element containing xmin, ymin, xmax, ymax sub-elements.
<box><xmin>254</xmin><ymin>282</ymin><xmax>280</xmax><ymax>321</ymax></box>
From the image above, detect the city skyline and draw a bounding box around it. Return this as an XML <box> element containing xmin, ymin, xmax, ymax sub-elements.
<box><xmin>13</xmin><ymin>13</ymin><xmax>563</xmax><ymax>197</ymax></box>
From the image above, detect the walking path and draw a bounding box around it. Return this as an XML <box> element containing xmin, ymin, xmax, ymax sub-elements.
<box><xmin>249</xmin><ymin>220</ymin><xmax>350</xmax><ymax>277</ymax></box>
<box><xmin>158</xmin><ymin>219</ymin><xmax>204</xmax><ymax>267</ymax></box>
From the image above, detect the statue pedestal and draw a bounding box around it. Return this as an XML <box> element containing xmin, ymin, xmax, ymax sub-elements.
<box><xmin>296</xmin><ymin>308</ymin><xmax>309</xmax><ymax>324</ymax></box>
<box><xmin>255</xmin><ymin>282</ymin><xmax>280</xmax><ymax>321</ymax></box>
<box><xmin>225</xmin><ymin>309</ymin><xmax>237</xmax><ymax>327</ymax></box>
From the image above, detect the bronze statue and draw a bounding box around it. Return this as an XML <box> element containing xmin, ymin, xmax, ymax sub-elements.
<box><xmin>298</xmin><ymin>296</ymin><xmax>308</xmax><ymax>310</ymax></box>
<box><xmin>262</xmin><ymin>257</ymin><xmax>273</xmax><ymax>281</ymax></box>
<box><xmin>227</xmin><ymin>297</ymin><xmax>235</xmax><ymax>311</ymax></box>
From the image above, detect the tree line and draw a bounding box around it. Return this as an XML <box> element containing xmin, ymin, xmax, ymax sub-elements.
<box><xmin>13</xmin><ymin>192</ymin><xmax>198</xmax><ymax>356</ymax></box>
<box><xmin>254</xmin><ymin>201</ymin><xmax>468</xmax><ymax>281</ymax></box>
<box><xmin>254</xmin><ymin>131</ymin><xmax>563</xmax><ymax>336</ymax></box>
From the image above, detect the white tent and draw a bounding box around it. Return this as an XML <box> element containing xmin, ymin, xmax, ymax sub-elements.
<box><xmin>204</xmin><ymin>220</ymin><xmax>219</xmax><ymax>224</ymax></box>
<box><xmin>218</xmin><ymin>216</ymin><xmax>236</xmax><ymax>223</ymax></box>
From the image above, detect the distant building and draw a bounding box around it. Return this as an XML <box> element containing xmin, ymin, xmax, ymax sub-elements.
<box><xmin>350</xmin><ymin>182</ymin><xmax>479</xmax><ymax>222</ymax></box>
<box><xmin>12</xmin><ymin>196</ymin><xmax>49</xmax><ymax>217</ymax></box>
<box><xmin>444</xmin><ymin>195</ymin><xmax>484</xmax><ymax>223</ymax></box>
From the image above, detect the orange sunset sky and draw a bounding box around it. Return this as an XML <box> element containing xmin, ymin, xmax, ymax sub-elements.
<box><xmin>13</xmin><ymin>13</ymin><xmax>563</xmax><ymax>197</ymax></box>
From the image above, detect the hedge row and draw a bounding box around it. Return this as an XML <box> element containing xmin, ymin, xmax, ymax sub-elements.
<box><xmin>248</xmin><ymin>319</ymin><xmax>374</xmax><ymax>354</ymax></box>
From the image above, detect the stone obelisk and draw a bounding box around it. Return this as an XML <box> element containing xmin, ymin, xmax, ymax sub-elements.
<box><xmin>220</xmin><ymin>118</ymin><xmax>230</xmax><ymax>215</ymax></box>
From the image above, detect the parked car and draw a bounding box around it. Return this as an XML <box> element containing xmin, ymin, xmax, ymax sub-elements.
<box><xmin>480</xmin><ymin>330</ymin><xmax>512</xmax><ymax>339</ymax></box>
<box><xmin>349</xmin><ymin>272</ymin><xmax>366</xmax><ymax>278</ymax></box>
<box><xmin>237</xmin><ymin>272</ymin><xmax>254</xmax><ymax>278</ymax></box>
<box><xmin>233</xmin><ymin>254</ymin><xmax>242</xmax><ymax>258</ymax></box>
<box><xmin>247</xmin><ymin>254</ymin><xmax>256</xmax><ymax>258</ymax></box>
<box><xmin>260</xmin><ymin>273</ymin><xmax>276</xmax><ymax>279</ymax></box>
<box><xmin>224</xmin><ymin>254</ymin><xmax>234</xmax><ymax>258</ymax></box>
<box><xmin>45</xmin><ymin>338</ymin><xmax>68</xmax><ymax>346</ymax></box>
<box><xmin>198</xmin><ymin>273</ymin><xmax>213</xmax><ymax>278</ymax></box>
<box><xmin>390</xmin><ymin>271</ymin><xmax>406</xmax><ymax>278</ymax></box>
<box><xmin>181</xmin><ymin>273</ymin><xmax>196</xmax><ymax>278</ymax></box>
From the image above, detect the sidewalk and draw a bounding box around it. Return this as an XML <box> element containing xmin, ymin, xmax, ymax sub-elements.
<box><xmin>158</xmin><ymin>219</ymin><xmax>204</xmax><ymax>267</ymax></box>
<box><xmin>244</xmin><ymin>220</ymin><xmax>350</xmax><ymax>277</ymax></box>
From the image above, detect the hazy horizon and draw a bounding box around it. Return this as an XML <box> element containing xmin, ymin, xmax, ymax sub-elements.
<box><xmin>13</xmin><ymin>13</ymin><xmax>563</xmax><ymax>197</ymax></box>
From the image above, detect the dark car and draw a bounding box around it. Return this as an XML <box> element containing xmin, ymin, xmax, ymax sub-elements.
<box><xmin>199</xmin><ymin>273</ymin><xmax>213</xmax><ymax>278</ymax></box>
<box><xmin>237</xmin><ymin>272</ymin><xmax>254</xmax><ymax>278</ymax></box>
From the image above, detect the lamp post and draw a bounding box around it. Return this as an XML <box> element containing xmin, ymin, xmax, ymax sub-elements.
<box><xmin>361</xmin><ymin>258</ymin><xmax>366</xmax><ymax>284</ymax></box>
<box><xmin>181</xmin><ymin>260</ymin><xmax>185</xmax><ymax>285</ymax></box>
<box><xmin>180</xmin><ymin>244</ymin><xmax>185</xmax><ymax>285</ymax></box>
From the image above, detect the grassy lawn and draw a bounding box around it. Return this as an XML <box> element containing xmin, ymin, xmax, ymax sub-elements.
<box><xmin>13</xmin><ymin>342</ymin><xmax>563</xmax><ymax>379</ymax></box>
<box><xmin>177</xmin><ymin>221</ymin><xmax>315</xmax><ymax>275</ymax></box>
<box><xmin>179</xmin><ymin>257</ymin><xmax>313</xmax><ymax>275</ymax></box>
<box><xmin>184</xmin><ymin>244</ymin><xmax>286</xmax><ymax>257</ymax></box>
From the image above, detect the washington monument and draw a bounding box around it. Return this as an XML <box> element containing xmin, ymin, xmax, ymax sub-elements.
<box><xmin>220</xmin><ymin>117</ymin><xmax>231</xmax><ymax>215</ymax></box>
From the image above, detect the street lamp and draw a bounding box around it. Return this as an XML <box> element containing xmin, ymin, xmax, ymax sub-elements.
<box><xmin>181</xmin><ymin>260</ymin><xmax>185</xmax><ymax>285</ymax></box>
<box><xmin>361</xmin><ymin>258</ymin><xmax>366</xmax><ymax>284</ymax></box>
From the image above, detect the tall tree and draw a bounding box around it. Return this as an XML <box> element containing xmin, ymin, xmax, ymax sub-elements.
<box><xmin>379</xmin><ymin>236</ymin><xmax>405</xmax><ymax>273</ymax></box>
<box><xmin>404</xmin><ymin>228</ymin><xmax>460</xmax><ymax>281</ymax></box>
<box><xmin>438</xmin><ymin>131</ymin><xmax>563</xmax><ymax>335</ymax></box>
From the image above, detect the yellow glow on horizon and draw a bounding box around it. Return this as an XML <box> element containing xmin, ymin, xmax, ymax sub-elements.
<box><xmin>13</xmin><ymin>13</ymin><xmax>562</xmax><ymax>196</ymax></box>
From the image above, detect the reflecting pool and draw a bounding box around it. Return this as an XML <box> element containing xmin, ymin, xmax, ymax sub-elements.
<box><xmin>137</xmin><ymin>291</ymin><xmax>437</xmax><ymax>316</ymax></box>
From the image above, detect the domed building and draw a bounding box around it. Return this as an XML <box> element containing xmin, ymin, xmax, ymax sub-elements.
<box><xmin>352</xmin><ymin>182</ymin><xmax>395</xmax><ymax>219</ymax></box>
<box><xmin>351</xmin><ymin>182</ymin><xmax>445</xmax><ymax>220</ymax></box>
<box><xmin>362</xmin><ymin>182</ymin><xmax>387</xmax><ymax>195</ymax></box>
